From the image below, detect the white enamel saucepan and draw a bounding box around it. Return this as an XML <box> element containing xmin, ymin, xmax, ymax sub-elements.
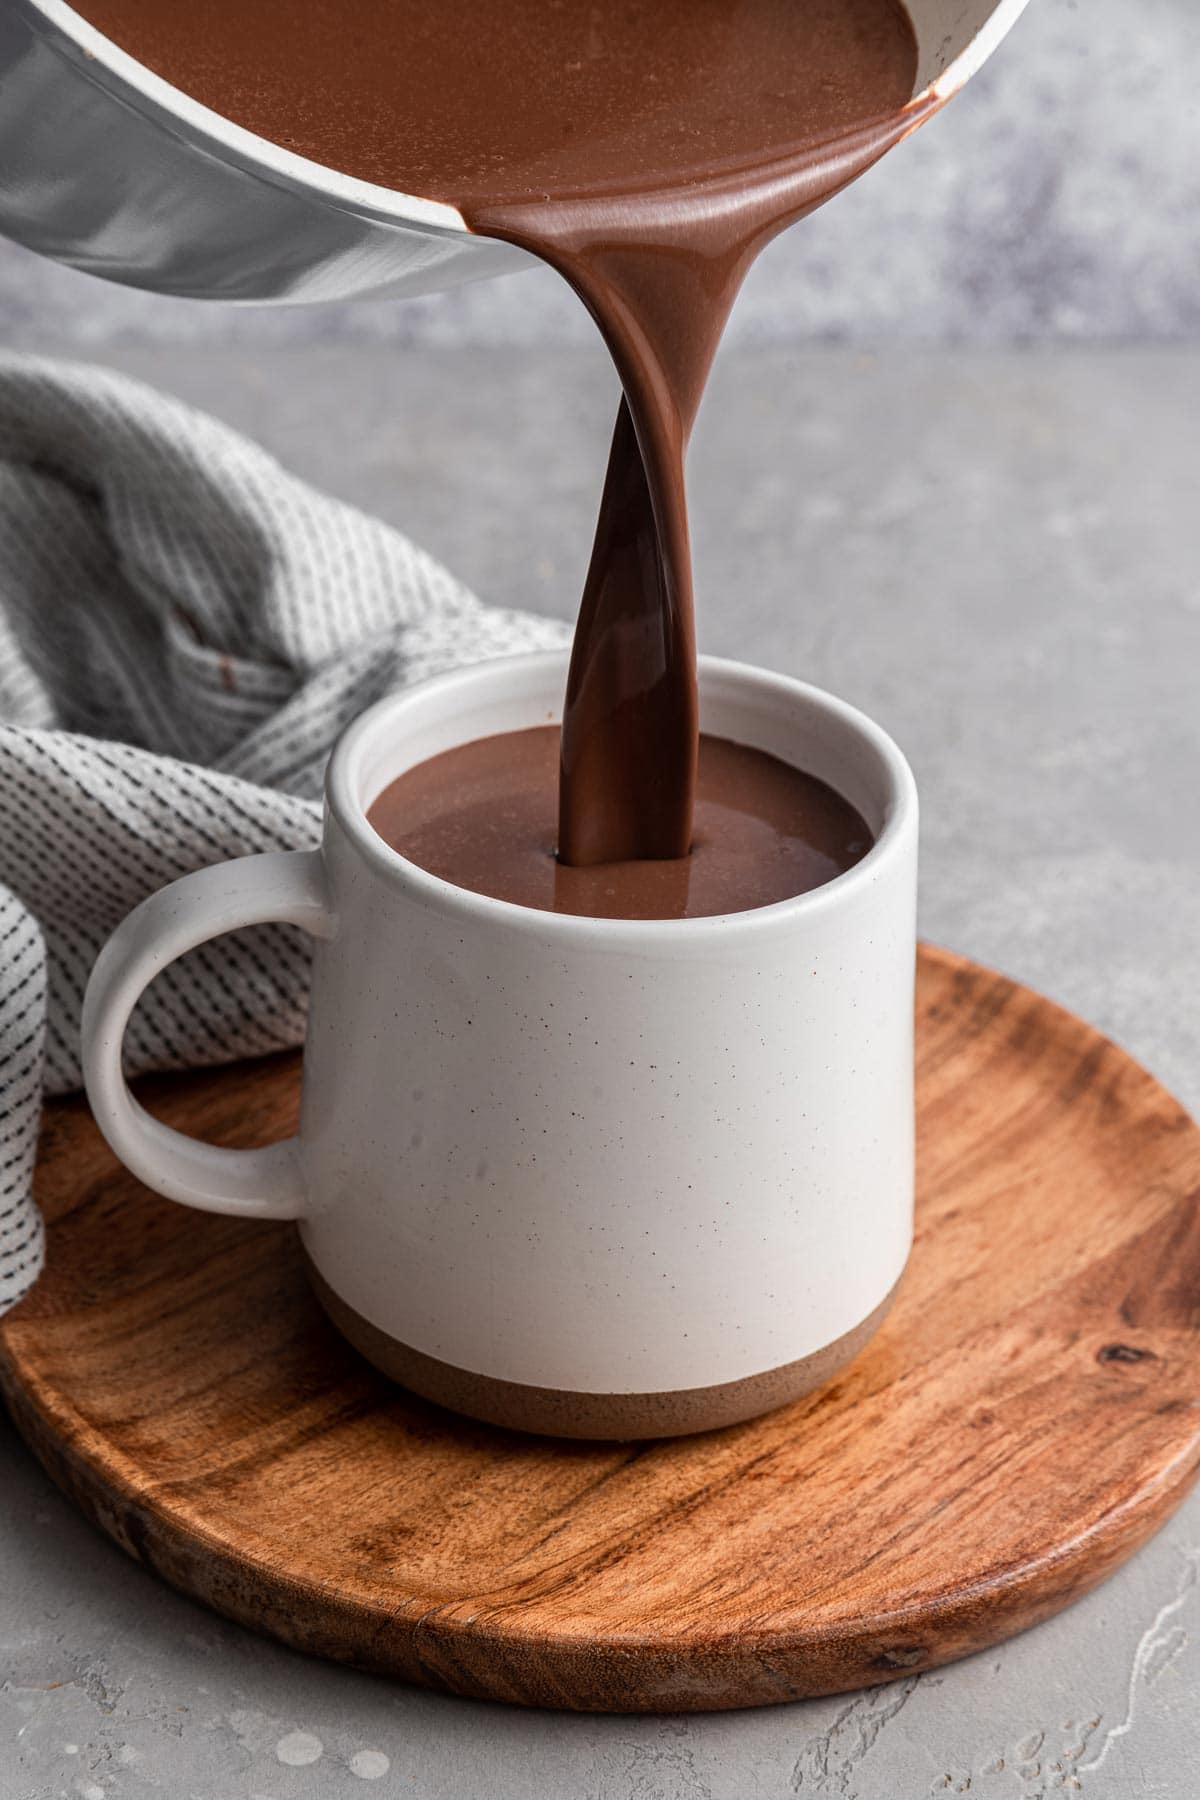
<box><xmin>0</xmin><ymin>0</ymin><xmax>1031</xmax><ymax>305</ymax></box>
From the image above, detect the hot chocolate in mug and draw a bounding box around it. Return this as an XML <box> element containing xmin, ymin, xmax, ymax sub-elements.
<box><xmin>81</xmin><ymin>652</ymin><xmax>918</xmax><ymax>1438</ymax></box>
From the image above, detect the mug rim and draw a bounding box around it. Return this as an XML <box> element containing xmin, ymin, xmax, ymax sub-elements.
<box><xmin>325</xmin><ymin>650</ymin><xmax>917</xmax><ymax>944</ymax></box>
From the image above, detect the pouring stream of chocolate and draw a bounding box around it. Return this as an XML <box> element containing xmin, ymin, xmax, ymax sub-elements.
<box><xmin>75</xmin><ymin>0</ymin><xmax>931</xmax><ymax>865</ymax></box>
<box><xmin>471</xmin><ymin>117</ymin><xmax>931</xmax><ymax>863</ymax></box>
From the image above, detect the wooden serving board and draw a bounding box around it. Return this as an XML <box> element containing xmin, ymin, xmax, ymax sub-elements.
<box><xmin>3</xmin><ymin>944</ymin><xmax>1200</xmax><ymax>1713</ymax></box>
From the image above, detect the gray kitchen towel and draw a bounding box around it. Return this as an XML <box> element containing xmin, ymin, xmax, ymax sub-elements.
<box><xmin>0</xmin><ymin>355</ymin><xmax>568</xmax><ymax>1314</ymax></box>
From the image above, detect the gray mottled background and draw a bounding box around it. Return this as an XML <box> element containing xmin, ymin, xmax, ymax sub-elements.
<box><xmin>1</xmin><ymin>0</ymin><xmax>1198</xmax><ymax>352</ymax></box>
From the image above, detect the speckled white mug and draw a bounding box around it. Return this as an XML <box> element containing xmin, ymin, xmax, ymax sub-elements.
<box><xmin>82</xmin><ymin>651</ymin><xmax>918</xmax><ymax>1438</ymax></box>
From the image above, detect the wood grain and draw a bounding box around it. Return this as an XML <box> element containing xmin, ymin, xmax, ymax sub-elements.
<box><xmin>3</xmin><ymin>943</ymin><xmax>1199</xmax><ymax>1713</ymax></box>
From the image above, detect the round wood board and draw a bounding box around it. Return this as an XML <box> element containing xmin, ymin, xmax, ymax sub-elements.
<box><xmin>3</xmin><ymin>944</ymin><xmax>1200</xmax><ymax>1714</ymax></box>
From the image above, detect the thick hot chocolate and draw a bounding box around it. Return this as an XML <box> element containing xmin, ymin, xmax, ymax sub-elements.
<box><xmin>368</xmin><ymin>727</ymin><xmax>871</xmax><ymax>921</ymax></box>
<box><xmin>74</xmin><ymin>0</ymin><xmax>926</xmax><ymax>885</ymax></box>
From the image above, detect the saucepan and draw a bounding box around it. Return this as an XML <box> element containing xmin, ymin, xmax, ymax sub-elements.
<box><xmin>0</xmin><ymin>0</ymin><xmax>1032</xmax><ymax>305</ymax></box>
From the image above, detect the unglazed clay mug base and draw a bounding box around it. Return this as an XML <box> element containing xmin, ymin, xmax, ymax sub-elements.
<box><xmin>82</xmin><ymin>653</ymin><xmax>919</xmax><ymax>1439</ymax></box>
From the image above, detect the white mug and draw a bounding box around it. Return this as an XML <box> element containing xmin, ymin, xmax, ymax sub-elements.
<box><xmin>81</xmin><ymin>651</ymin><xmax>918</xmax><ymax>1438</ymax></box>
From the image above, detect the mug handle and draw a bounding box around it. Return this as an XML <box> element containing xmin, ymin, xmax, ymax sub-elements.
<box><xmin>81</xmin><ymin>850</ymin><xmax>333</xmax><ymax>1221</ymax></box>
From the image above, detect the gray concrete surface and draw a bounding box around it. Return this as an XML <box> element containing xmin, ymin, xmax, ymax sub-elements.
<box><xmin>3</xmin><ymin>344</ymin><xmax>1199</xmax><ymax>1798</ymax></box>
<box><xmin>1</xmin><ymin>0</ymin><xmax>1199</xmax><ymax>349</ymax></box>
